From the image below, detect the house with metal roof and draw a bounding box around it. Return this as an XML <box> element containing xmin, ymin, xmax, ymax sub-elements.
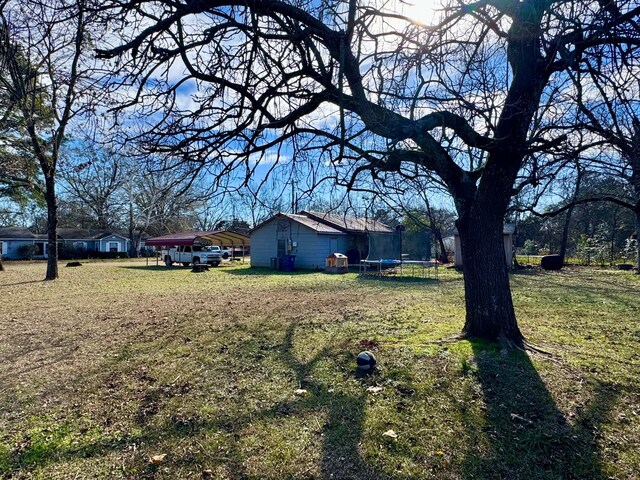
<box><xmin>249</xmin><ymin>211</ymin><xmax>394</xmax><ymax>270</ymax></box>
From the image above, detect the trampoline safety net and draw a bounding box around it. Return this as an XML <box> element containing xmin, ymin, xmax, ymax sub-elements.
<box><xmin>366</xmin><ymin>230</ymin><xmax>431</xmax><ymax>261</ymax></box>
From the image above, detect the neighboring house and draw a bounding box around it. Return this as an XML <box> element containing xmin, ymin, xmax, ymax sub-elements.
<box><xmin>0</xmin><ymin>227</ymin><xmax>130</xmax><ymax>259</ymax></box>
<box><xmin>57</xmin><ymin>229</ymin><xmax>130</xmax><ymax>254</ymax></box>
<box><xmin>250</xmin><ymin>211</ymin><xmax>394</xmax><ymax>270</ymax></box>
<box><xmin>452</xmin><ymin>224</ymin><xmax>516</xmax><ymax>268</ymax></box>
<box><xmin>0</xmin><ymin>228</ymin><xmax>49</xmax><ymax>260</ymax></box>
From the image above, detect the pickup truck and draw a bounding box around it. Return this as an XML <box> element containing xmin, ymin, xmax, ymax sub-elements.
<box><xmin>162</xmin><ymin>245</ymin><xmax>222</xmax><ymax>267</ymax></box>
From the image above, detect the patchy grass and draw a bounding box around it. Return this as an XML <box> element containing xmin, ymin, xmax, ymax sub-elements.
<box><xmin>0</xmin><ymin>260</ymin><xmax>638</xmax><ymax>479</ymax></box>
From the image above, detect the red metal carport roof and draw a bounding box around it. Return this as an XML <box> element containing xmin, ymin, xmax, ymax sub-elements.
<box><xmin>145</xmin><ymin>230</ymin><xmax>250</xmax><ymax>247</ymax></box>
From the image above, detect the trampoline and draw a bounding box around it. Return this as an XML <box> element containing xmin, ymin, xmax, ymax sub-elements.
<box><xmin>360</xmin><ymin>229</ymin><xmax>438</xmax><ymax>279</ymax></box>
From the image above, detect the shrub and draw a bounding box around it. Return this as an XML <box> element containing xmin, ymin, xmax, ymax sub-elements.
<box><xmin>522</xmin><ymin>239</ymin><xmax>539</xmax><ymax>256</ymax></box>
<box><xmin>17</xmin><ymin>244</ymin><xmax>37</xmax><ymax>260</ymax></box>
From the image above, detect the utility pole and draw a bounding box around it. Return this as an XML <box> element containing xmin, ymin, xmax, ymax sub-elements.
<box><xmin>291</xmin><ymin>179</ymin><xmax>297</xmax><ymax>214</ymax></box>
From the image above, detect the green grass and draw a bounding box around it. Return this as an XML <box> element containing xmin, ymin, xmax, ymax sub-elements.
<box><xmin>0</xmin><ymin>260</ymin><xmax>638</xmax><ymax>479</ymax></box>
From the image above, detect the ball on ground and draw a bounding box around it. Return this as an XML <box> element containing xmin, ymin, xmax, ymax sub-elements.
<box><xmin>356</xmin><ymin>351</ymin><xmax>377</xmax><ymax>371</ymax></box>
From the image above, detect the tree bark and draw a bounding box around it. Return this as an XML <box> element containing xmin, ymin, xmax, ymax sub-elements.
<box><xmin>635</xmin><ymin>209</ymin><xmax>640</xmax><ymax>274</ymax></box>
<box><xmin>458</xmin><ymin>211</ymin><xmax>524</xmax><ymax>348</ymax></box>
<box><xmin>434</xmin><ymin>229</ymin><xmax>449</xmax><ymax>264</ymax></box>
<box><xmin>456</xmin><ymin>153</ymin><xmax>526</xmax><ymax>347</ymax></box>
<box><xmin>0</xmin><ymin>257</ymin><xmax>4</xmax><ymax>272</ymax></box>
<box><xmin>44</xmin><ymin>174</ymin><xmax>58</xmax><ymax>280</ymax></box>
<box><xmin>559</xmin><ymin>168</ymin><xmax>583</xmax><ymax>263</ymax></box>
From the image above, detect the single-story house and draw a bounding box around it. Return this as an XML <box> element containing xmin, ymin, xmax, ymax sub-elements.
<box><xmin>453</xmin><ymin>224</ymin><xmax>516</xmax><ymax>268</ymax></box>
<box><xmin>0</xmin><ymin>227</ymin><xmax>130</xmax><ymax>259</ymax></box>
<box><xmin>58</xmin><ymin>229</ymin><xmax>130</xmax><ymax>254</ymax></box>
<box><xmin>250</xmin><ymin>210</ymin><xmax>394</xmax><ymax>270</ymax></box>
<box><xmin>0</xmin><ymin>228</ymin><xmax>49</xmax><ymax>259</ymax></box>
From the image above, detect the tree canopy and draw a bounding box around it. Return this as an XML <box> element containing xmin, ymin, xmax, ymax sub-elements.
<box><xmin>94</xmin><ymin>0</ymin><xmax>640</xmax><ymax>346</ymax></box>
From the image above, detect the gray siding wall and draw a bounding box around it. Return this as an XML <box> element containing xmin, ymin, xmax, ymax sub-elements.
<box><xmin>251</xmin><ymin>219</ymin><xmax>351</xmax><ymax>270</ymax></box>
<box><xmin>250</xmin><ymin>221</ymin><xmax>279</xmax><ymax>267</ymax></box>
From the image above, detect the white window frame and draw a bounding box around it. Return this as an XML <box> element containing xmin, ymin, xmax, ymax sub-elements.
<box><xmin>109</xmin><ymin>241</ymin><xmax>119</xmax><ymax>253</ymax></box>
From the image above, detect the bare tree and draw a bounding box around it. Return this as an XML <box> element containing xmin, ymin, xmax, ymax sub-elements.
<box><xmin>571</xmin><ymin>49</ymin><xmax>640</xmax><ymax>272</ymax></box>
<box><xmin>121</xmin><ymin>157</ymin><xmax>209</xmax><ymax>254</ymax></box>
<box><xmin>59</xmin><ymin>140</ymin><xmax>125</xmax><ymax>229</ymax></box>
<box><xmin>97</xmin><ymin>1</ymin><xmax>640</xmax><ymax>346</ymax></box>
<box><xmin>1</xmin><ymin>0</ymin><xmax>103</xmax><ymax>280</ymax></box>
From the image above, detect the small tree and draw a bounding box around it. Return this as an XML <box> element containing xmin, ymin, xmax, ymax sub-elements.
<box><xmin>522</xmin><ymin>240</ymin><xmax>538</xmax><ymax>257</ymax></box>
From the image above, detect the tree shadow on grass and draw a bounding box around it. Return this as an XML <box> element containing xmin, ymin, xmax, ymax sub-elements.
<box><xmin>3</xmin><ymin>321</ymin><xmax>386</xmax><ymax>479</ymax></box>
<box><xmin>462</xmin><ymin>341</ymin><xmax>617</xmax><ymax>480</ymax></box>
<box><xmin>277</xmin><ymin>321</ymin><xmax>374</xmax><ymax>478</ymax></box>
<box><xmin>0</xmin><ymin>280</ymin><xmax>43</xmax><ymax>287</ymax></box>
<box><xmin>222</xmin><ymin>266</ymin><xmax>321</xmax><ymax>276</ymax></box>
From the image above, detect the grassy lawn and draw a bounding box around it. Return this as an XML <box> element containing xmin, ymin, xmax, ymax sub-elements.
<box><xmin>0</xmin><ymin>260</ymin><xmax>638</xmax><ymax>479</ymax></box>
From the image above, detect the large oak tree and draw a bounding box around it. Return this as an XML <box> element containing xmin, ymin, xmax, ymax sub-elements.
<box><xmin>98</xmin><ymin>0</ymin><xmax>640</xmax><ymax>346</ymax></box>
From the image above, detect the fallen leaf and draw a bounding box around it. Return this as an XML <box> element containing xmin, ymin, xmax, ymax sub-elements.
<box><xmin>150</xmin><ymin>454</ymin><xmax>167</xmax><ymax>464</ymax></box>
<box><xmin>510</xmin><ymin>413</ymin><xmax>532</xmax><ymax>424</ymax></box>
<box><xmin>366</xmin><ymin>386</ymin><xmax>383</xmax><ymax>394</ymax></box>
<box><xmin>294</xmin><ymin>388</ymin><xmax>308</xmax><ymax>396</ymax></box>
<box><xmin>382</xmin><ymin>429</ymin><xmax>398</xmax><ymax>439</ymax></box>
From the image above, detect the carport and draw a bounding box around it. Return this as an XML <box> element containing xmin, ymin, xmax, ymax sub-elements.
<box><xmin>144</xmin><ymin>230</ymin><xmax>250</xmax><ymax>264</ymax></box>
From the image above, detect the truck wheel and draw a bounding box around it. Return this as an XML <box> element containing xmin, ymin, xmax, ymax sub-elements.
<box><xmin>222</xmin><ymin>252</ymin><xmax>229</xmax><ymax>260</ymax></box>
<box><xmin>192</xmin><ymin>257</ymin><xmax>200</xmax><ymax>266</ymax></box>
<box><xmin>213</xmin><ymin>261</ymin><xmax>220</xmax><ymax>267</ymax></box>
<box><xmin>182</xmin><ymin>262</ymin><xmax>190</xmax><ymax>267</ymax></box>
<box><xmin>164</xmin><ymin>256</ymin><xmax>173</xmax><ymax>266</ymax></box>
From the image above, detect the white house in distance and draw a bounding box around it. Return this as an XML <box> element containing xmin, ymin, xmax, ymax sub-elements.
<box><xmin>250</xmin><ymin>211</ymin><xmax>394</xmax><ymax>270</ymax></box>
<box><xmin>0</xmin><ymin>227</ymin><xmax>130</xmax><ymax>259</ymax></box>
<box><xmin>453</xmin><ymin>224</ymin><xmax>516</xmax><ymax>268</ymax></box>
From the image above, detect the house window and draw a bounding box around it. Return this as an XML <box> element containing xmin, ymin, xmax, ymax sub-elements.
<box><xmin>74</xmin><ymin>241</ymin><xmax>86</xmax><ymax>250</ymax></box>
<box><xmin>35</xmin><ymin>242</ymin><xmax>46</xmax><ymax>256</ymax></box>
<box><xmin>109</xmin><ymin>242</ymin><xmax>119</xmax><ymax>253</ymax></box>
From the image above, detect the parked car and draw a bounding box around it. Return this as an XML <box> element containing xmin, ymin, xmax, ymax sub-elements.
<box><xmin>162</xmin><ymin>245</ymin><xmax>222</xmax><ymax>267</ymax></box>
<box><xmin>204</xmin><ymin>245</ymin><xmax>231</xmax><ymax>259</ymax></box>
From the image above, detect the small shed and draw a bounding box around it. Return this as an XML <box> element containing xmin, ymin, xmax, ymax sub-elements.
<box><xmin>453</xmin><ymin>224</ymin><xmax>515</xmax><ymax>268</ymax></box>
<box><xmin>325</xmin><ymin>253</ymin><xmax>348</xmax><ymax>274</ymax></box>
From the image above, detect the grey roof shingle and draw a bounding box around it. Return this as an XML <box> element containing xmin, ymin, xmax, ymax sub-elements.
<box><xmin>278</xmin><ymin>213</ymin><xmax>344</xmax><ymax>234</ymax></box>
<box><xmin>0</xmin><ymin>227</ymin><xmax>129</xmax><ymax>241</ymax></box>
<box><xmin>301</xmin><ymin>210</ymin><xmax>394</xmax><ymax>233</ymax></box>
<box><xmin>0</xmin><ymin>227</ymin><xmax>42</xmax><ymax>239</ymax></box>
<box><xmin>251</xmin><ymin>211</ymin><xmax>394</xmax><ymax>235</ymax></box>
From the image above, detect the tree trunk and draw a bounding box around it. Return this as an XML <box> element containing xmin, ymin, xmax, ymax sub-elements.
<box><xmin>559</xmin><ymin>168</ymin><xmax>583</xmax><ymax>263</ymax></box>
<box><xmin>128</xmin><ymin>199</ymin><xmax>137</xmax><ymax>257</ymax></box>
<box><xmin>0</xmin><ymin>257</ymin><xmax>4</xmax><ymax>272</ymax></box>
<box><xmin>44</xmin><ymin>174</ymin><xmax>59</xmax><ymax>280</ymax></box>
<box><xmin>455</xmin><ymin>153</ymin><xmax>525</xmax><ymax>347</ymax></box>
<box><xmin>635</xmin><ymin>208</ymin><xmax>640</xmax><ymax>274</ymax></box>
<box><xmin>458</xmin><ymin>213</ymin><xmax>524</xmax><ymax>347</ymax></box>
<box><xmin>435</xmin><ymin>229</ymin><xmax>449</xmax><ymax>264</ymax></box>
